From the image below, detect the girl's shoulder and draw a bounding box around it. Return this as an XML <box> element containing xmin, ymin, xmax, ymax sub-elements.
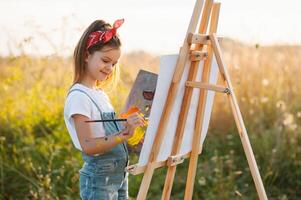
<box><xmin>96</xmin><ymin>88</ymin><xmax>110</xmax><ymax>100</ymax></box>
<box><xmin>65</xmin><ymin>84</ymin><xmax>96</xmax><ymax>104</ymax></box>
<box><xmin>68</xmin><ymin>83</ymin><xmax>100</xmax><ymax>96</ymax></box>
<box><xmin>66</xmin><ymin>83</ymin><xmax>114</xmax><ymax>112</ymax></box>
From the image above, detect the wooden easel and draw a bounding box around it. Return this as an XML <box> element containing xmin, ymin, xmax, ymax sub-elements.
<box><xmin>126</xmin><ymin>0</ymin><xmax>268</xmax><ymax>199</ymax></box>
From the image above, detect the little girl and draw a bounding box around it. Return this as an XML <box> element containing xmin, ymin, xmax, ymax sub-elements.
<box><xmin>63</xmin><ymin>19</ymin><xmax>145</xmax><ymax>200</ymax></box>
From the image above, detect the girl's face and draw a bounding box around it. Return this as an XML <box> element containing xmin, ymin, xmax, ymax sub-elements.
<box><xmin>84</xmin><ymin>46</ymin><xmax>121</xmax><ymax>82</ymax></box>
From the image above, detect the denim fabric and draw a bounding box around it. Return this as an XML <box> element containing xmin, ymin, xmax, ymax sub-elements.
<box><xmin>68</xmin><ymin>89</ymin><xmax>129</xmax><ymax>200</ymax></box>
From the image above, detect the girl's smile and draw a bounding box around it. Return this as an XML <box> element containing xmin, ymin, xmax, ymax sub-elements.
<box><xmin>82</xmin><ymin>46</ymin><xmax>121</xmax><ymax>88</ymax></box>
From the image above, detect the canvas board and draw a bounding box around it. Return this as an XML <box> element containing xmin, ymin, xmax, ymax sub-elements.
<box><xmin>138</xmin><ymin>54</ymin><xmax>219</xmax><ymax>167</ymax></box>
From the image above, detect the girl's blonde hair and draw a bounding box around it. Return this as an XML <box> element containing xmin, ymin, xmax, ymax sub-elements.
<box><xmin>72</xmin><ymin>20</ymin><xmax>122</xmax><ymax>91</ymax></box>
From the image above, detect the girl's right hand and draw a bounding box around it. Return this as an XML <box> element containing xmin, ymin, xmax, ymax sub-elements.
<box><xmin>120</xmin><ymin>112</ymin><xmax>146</xmax><ymax>140</ymax></box>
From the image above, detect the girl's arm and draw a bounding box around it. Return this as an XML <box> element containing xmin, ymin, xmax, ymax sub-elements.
<box><xmin>73</xmin><ymin>113</ymin><xmax>145</xmax><ymax>156</ymax></box>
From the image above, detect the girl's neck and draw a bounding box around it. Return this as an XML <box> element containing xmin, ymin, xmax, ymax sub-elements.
<box><xmin>80</xmin><ymin>77</ymin><xmax>97</xmax><ymax>90</ymax></box>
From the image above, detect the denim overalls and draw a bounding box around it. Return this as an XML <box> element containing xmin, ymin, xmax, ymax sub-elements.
<box><xmin>68</xmin><ymin>89</ymin><xmax>129</xmax><ymax>200</ymax></box>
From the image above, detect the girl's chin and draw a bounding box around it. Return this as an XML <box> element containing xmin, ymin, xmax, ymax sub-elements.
<box><xmin>101</xmin><ymin>71</ymin><xmax>110</xmax><ymax>78</ymax></box>
<box><xmin>96</xmin><ymin>76</ymin><xmax>108</xmax><ymax>82</ymax></box>
<box><xmin>95</xmin><ymin>72</ymin><xmax>108</xmax><ymax>81</ymax></box>
<box><xmin>96</xmin><ymin>77</ymin><xmax>107</xmax><ymax>82</ymax></box>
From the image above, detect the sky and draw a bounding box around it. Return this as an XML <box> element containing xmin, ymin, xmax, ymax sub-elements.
<box><xmin>0</xmin><ymin>0</ymin><xmax>301</xmax><ymax>56</ymax></box>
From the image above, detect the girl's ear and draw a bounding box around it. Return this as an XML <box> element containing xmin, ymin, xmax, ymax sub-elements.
<box><xmin>84</xmin><ymin>51</ymin><xmax>90</xmax><ymax>63</ymax></box>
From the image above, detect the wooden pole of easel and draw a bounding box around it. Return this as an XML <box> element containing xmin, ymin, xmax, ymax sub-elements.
<box><xmin>161</xmin><ymin>0</ymin><xmax>215</xmax><ymax>199</ymax></box>
<box><xmin>184</xmin><ymin>3</ymin><xmax>220</xmax><ymax>200</ymax></box>
<box><xmin>136</xmin><ymin>0</ymin><xmax>205</xmax><ymax>199</ymax></box>
<box><xmin>210</xmin><ymin>34</ymin><xmax>268</xmax><ymax>200</ymax></box>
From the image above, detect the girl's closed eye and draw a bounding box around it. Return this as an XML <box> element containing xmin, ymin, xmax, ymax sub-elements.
<box><xmin>102</xmin><ymin>59</ymin><xmax>110</xmax><ymax>63</ymax></box>
<box><xmin>102</xmin><ymin>59</ymin><xmax>117</xmax><ymax>67</ymax></box>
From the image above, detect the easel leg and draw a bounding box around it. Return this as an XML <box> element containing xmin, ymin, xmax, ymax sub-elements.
<box><xmin>183</xmin><ymin>43</ymin><xmax>212</xmax><ymax>200</ymax></box>
<box><xmin>210</xmin><ymin>34</ymin><xmax>268</xmax><ymax>200</ymax></box>
<box><xmin>136</xmin><ymin>164</ymin><xmax>155</xmax><ymax>200</ymax></box>
<box><xmin>183</xmin><ymin>3</ymin><xmax>220</xmax><ymax>200</ymax></box>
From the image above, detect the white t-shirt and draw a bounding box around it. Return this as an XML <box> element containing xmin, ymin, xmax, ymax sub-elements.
<box><xmin>64</xmin><ymin>83</ymin><xmax>115</xmax><ymax>151</ymax></box>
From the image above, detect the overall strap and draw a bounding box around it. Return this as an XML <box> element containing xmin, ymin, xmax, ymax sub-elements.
<box><xmin>68</xmin><ymin>89</ymin><xmax>103</xmax><ymax>114</ymax></box>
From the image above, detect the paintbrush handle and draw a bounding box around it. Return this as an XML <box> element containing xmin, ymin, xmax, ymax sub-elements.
<box><xmin>85</xmin><ymin>117</ymin><xmax>149</xmax><ymax>123</ymax></box>
<box><xmin>85</xmin><ymin>118</ymin><xmax>127</xmax><ymax>123</ymax></box>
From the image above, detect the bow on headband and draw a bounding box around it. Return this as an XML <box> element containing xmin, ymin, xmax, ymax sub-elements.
<box><xmin>86</xmin><ymin>19</ymin><xmax>124</xmax><ymax>50</ymax></box>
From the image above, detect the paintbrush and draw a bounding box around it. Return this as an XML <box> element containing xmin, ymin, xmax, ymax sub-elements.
<box><xmin>85</xmin><ymin>118</ymin><xmax>127</xmax><ymax>123</ymax></box>
<box><xmin>85</xmin><ymin>117</ymin><xmax>149</xmax><ymax>123</ymax></box>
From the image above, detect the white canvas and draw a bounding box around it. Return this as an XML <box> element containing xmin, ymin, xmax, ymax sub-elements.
<box><xmin>138</xmin><ymin>54</ymin><xmax>219</xmax><ymax>167</ymax></box>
